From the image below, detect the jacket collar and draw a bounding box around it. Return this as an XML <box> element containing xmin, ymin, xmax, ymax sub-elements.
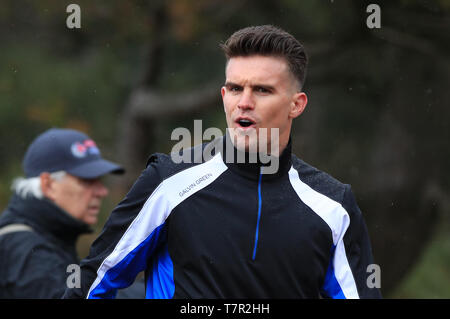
<box><xmin>1</xmin><ymin>194</ymin><xmax>92</xmax><ymax>247</ymax></box>
<box><xmin>220</xmin><ymin>132</ymin><xmax>292</xmax><ymax>181</ymax></box>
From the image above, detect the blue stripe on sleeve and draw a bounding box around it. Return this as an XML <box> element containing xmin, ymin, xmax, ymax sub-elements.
<box><xmin>146</xmin><ymin>243</ymin><xmax>174</xmax><ymax>299</ymax></box>
<box><xmin>322</xmin><ymin>245</ymin><xmax>346</xmax><ymax>299</ymax></box>
<box><xmin>88</xmin><ymin>223</ymin><xmax>167</xmax><ymax>299</ymax></box>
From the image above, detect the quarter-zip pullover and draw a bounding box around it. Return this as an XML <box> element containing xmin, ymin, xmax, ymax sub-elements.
<box><xmin>63</xmin><ymin>134</ymin><xmax>381</xmax><ymax>299</ymax></box>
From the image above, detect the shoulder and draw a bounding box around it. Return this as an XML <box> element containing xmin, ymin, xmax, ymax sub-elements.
<box><xmin>0</xmin><ymin>226</ymin><xmax>69</xmax><ymax>298</ymax></box>
<box><xmin>145</xmin><ymin>139</ymin><xmax>219</xmax><ymax>181</ymax></box>
<box><xmin>0</xmin><ymin>227</ymin><xmax>51</xmax><ymax>254</ymax></box>
<box><xmin>124</xmin><ymin>142</ymin><xmax>217</xmax><ymax>201</ymax></box>
<box><xmin>290</xmin><ymin>154</ymin><xmax>349</xmax><ymax>204</ymax></box>
<box><xmin>290</xmin><ymin>154</ymin><xmax>363</xmax><ymax>222</ymax></box>
<box><xmin>145</xmin><ymin>152</ymin><xmax>192</xmax><ymax>180</ymax></box>
<box><xmin>0</xmin><ymin>228</ymin><xmax>61</xmax><ymax>277</ymax></box>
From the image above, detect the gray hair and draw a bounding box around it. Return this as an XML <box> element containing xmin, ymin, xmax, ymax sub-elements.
<box><xmin>11</xmin><ymin>171</ymin><xmax>67</xmax><ymax>199</ymax></box>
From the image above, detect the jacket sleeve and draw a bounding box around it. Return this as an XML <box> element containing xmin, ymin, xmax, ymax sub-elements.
<box><xmin>321</xmin><ymin>185</ymin><xmax>382</xmax><ymax>299</ymax></box>
<box><xmin>62</xmin><ymin>154</ymin><xmax>169</xmax><ymax>299</ymax></box>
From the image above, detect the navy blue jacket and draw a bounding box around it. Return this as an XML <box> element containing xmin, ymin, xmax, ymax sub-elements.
<box><xmin>63</xmin><ymin>136</ymin><xmax>381</xmax><ymax>299</ymax></box>
<box><xmin>0</xmin><ymin>194</ymin><xmax>91</xmax><ymax>298</ymax></box>
<box><xmin>0</xmin><ymin>194</ymin><xmax>145</xmax><ymax>299</ymax></box>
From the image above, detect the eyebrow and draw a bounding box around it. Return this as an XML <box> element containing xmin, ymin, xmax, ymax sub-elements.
<box><xmin>224</xmin><ymin>81</ymin><xmax>276</xmax><ymax>91</ymax></box>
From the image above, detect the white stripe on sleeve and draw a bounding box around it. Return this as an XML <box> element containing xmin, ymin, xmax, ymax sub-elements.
<box><xmin>288</xmin><ymin>167</ymin><xmax>359</xmax><ymax>299</ymax></box>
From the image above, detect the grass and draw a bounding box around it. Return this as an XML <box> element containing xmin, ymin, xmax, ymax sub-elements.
<box><xmin>389</xmin><ymin>217</ymin><xmax>450</xmax><ymax>299</ymax></box>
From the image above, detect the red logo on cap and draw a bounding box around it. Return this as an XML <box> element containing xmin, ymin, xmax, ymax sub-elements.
<box><xmin>71</xmin><ymin>140</ymin><xmax>100</xmax><ymax>158</ymax></box>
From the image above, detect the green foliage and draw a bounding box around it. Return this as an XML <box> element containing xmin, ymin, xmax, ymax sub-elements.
<box><xmin>0</xmin><ymin>43</ymin><xmax>133</xmax><ymax>207</ymax></box>
<box><xmin>0</xmin><ymin>0</ymin><xmax>448</xmax><ymax>297</ymax></box>
<box><xmin>390</xmin><ymin>218</ymin><xmax>450</xmax><ymax>298</ymax></box>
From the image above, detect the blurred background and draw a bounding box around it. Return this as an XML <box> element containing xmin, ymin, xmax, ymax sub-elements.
<box><xmin>0</xmin><ymin>0</ymin><xmax>448</xmax><ymax>298</ymax></box>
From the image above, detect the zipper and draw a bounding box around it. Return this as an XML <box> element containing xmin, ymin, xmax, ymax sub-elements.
<box><xmin>251</xmin><ymin>169</ymin><xmax>263</xmax><ymax>260</ymax></box>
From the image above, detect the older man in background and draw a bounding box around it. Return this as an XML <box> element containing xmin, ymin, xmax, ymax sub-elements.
<box><xmin>0</xmin><ymin>128</ymin><xmax>127</xmax><ymax>298</ymax></box>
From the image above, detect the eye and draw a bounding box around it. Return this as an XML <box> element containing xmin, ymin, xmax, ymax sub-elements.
<box><xmin>225</xmin><ymin>83</ymin><xmax>242</xmax><ymax>93</ymax></box>
<box><xmin>78</xmin><ymin>177</ymin><xmax>99</xmax><ymax>186</ymax></box>
<box><xmin>254</xmin><ymin>86</ymin><xmax>271</xmax><ymax>94</ymax></box>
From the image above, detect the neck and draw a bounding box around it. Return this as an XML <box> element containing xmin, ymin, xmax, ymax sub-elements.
<box><xmin>221</xmin><ymin>133</ymin><xmax>292</xmax><ymax>180</ymax></box>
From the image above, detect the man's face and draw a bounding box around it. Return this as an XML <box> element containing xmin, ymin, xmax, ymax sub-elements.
<box><xmin>221</xmin><ymin>55</ymin><xmax>307</xmax><ymax>154</ymax></box>
<box><xmin>43</xmin><ymin>173</ymin><xmax>109</xmax><ymax>225</ymax></box>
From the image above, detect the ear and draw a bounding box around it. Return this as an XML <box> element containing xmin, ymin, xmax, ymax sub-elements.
<box><xmin>221</xmin><ymin>86</ymin><xmax>227</xmax><ymax>113</ymax></box>
<box><xmin>289</xmin><ymin>92</ymin><xmax>308</xmax><ymax>119</ymax></box>
<box><xmin>40</xmin><ymin>172</ymin><xmax>55</xmax><ymax>200</ymax></box>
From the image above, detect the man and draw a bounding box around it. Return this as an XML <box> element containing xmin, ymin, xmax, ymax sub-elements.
<box><xmin>63</xmin><ymin>25</ymin><xmax>381</xmax><ymax>299</ymax></box>
<box><xmin>0</xmin><ymin>128</ymin><xmax>125</xmax><ymax>298</ymax></box>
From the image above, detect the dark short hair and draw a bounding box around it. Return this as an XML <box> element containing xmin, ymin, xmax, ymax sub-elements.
<box><xmin>220</xmin><ymin>25</ymin><xmax>308</xmax><ymax>89</ymax></box>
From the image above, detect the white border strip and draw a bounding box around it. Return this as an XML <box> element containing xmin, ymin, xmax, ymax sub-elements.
<box><xmin>288</xmin><ymin>167</ymin><xmax>359</xmax><ymax>299</ymax></box>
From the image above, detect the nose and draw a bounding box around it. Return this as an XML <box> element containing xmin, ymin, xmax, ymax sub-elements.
<box><xmin>237</xmin><ymin>88</ymin><xmax>255</xmax><ymax>111</ymax></box>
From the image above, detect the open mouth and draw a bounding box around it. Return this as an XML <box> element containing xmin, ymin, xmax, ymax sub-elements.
<box><xmin>236</xmin><ymin>118</ymin><xmax>255</xmax><ymax>128</ymax></box>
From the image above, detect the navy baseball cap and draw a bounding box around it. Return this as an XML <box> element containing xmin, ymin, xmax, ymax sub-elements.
<box><xmin>23</xmin><ymin>128</ymin><xmax>125</xmax><ymax>179</ymax></box>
